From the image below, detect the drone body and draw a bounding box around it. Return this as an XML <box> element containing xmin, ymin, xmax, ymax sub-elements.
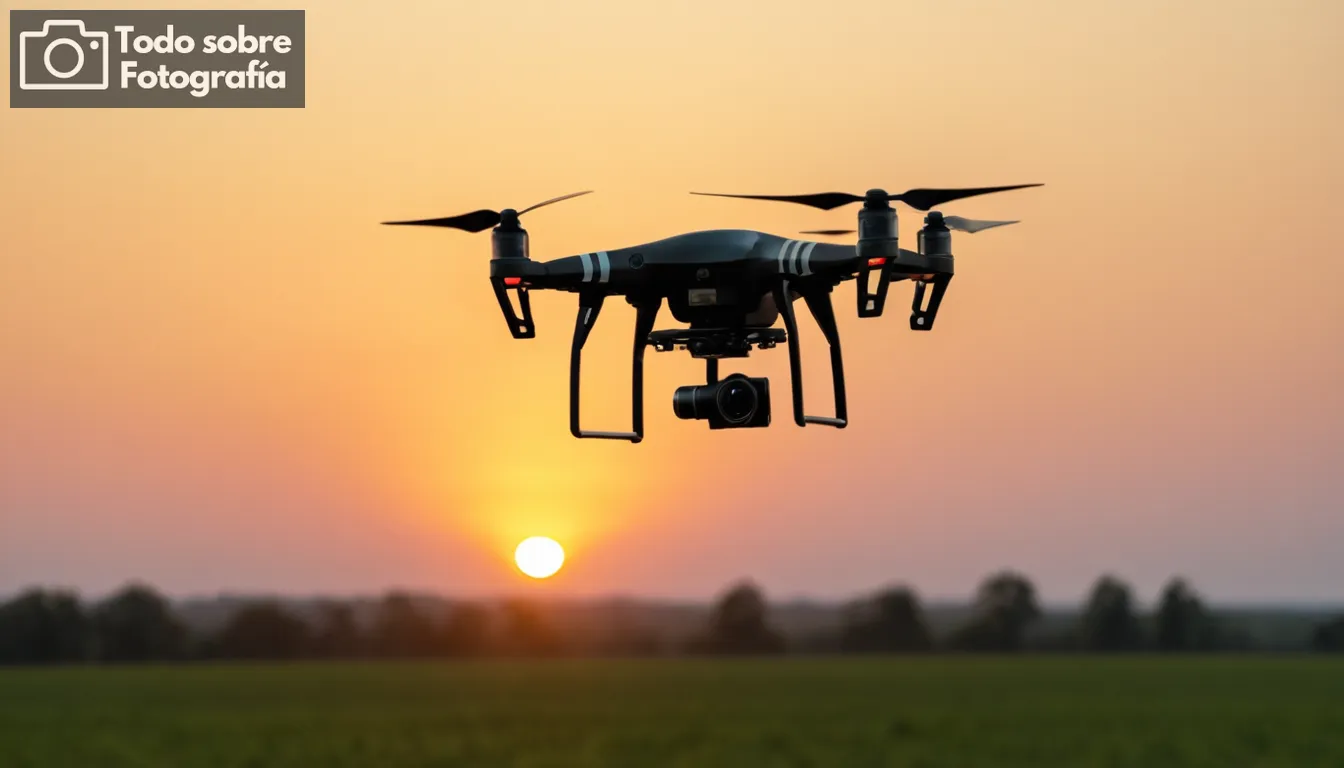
<box><xmin>384</xmin><ymin>185</ymin><xmax>1040</xmax><ymax>442</ymax></box>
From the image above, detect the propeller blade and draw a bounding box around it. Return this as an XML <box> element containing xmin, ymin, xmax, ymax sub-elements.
<box><xmin>890</xmin><ymin>184</ymin><xmax>1042</xmax><ymax>211</ymax></box>
<box><xmin>690</xmin><ymin>191</ymin><xmax>865</xmax><ymax>211</ymax></box>
<box><xmin>381</xmin><ymin>208</ymin><xmax>501</xmax><ymax>233</ymax></box>
<box><xmin>942</xmin><ymin>215</ymin><xmax>1019</xmax><ymax>233</ymax></box>
<box><xmin>692</xmin><ymin>184</ymin><xmax>1041</xmax><ymax>212</ymax></box>
<box><xmin>382</xmin><ymin>190</ymin><xmax>593</xmax><ymax>233</ymax></box>
<box><xmin>803</xmin><ymin>217</ymin><xmax>1019</xmax><ymax>236</ymax></box>
<box><xmin>519</xmin><ymin>189</ymin><xmax>594</xmax><ymax>215</ymax></box>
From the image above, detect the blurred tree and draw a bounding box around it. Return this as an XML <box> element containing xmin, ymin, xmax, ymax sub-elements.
<box><xmin>0</xmin><ymin>588</ymin><xmax>91</xmax><ymax>664</ymax></box>
<box><xmin>839</xmin><ymin>585</ymin><xmax>933</xmax><ymax>653</ymax></box>
<box><xmin>499</xmin><ymin>599</ymin><xmax>564</xmax><ymax>656</ymax></box>
<box><xmin>949</xmin><ymin>571</ymin><xmax>1042</xmax><ymax>651</ymax></box>
<box><xmin>370</xmin><ymin>592</ymin><xmax>442</xmax><ymax>658</ymax></box>
<box><xmin>1311</xmin><ymin>615</ymin><xmax>1344</xmax><ymax>653</ymax></box>
<box><xmin>211</xmin><ymin>600</ymin><xmax>311</xmax><ymax>660</ymax></box>
<box><xmin>443</xmin><ymin>601</ymin><xmax>491</xmax><ymax>657</ymax></box>
<box><xmin>697</xmin><ymin>580</ymin><xmax>785</xmax><ymax>655</ymax></box>
<box><xmin>1079</xmin><ymin>575</ymin><xmax>1143</xmax><ymax>651</ymax></box>
<box><xmin>598</xmin><ymin>624</ymin><xmax>665</xmax><ymax>656</ymax></box>
<box><xmin>1154</xmin><ymin>577</ymin><xmax>1213</xmax><ymax>652</ymax></box>
<box><xmin>592</xmin><ymin>602</ymin><xmax>664</xmax><ymax>656</ymax></box>
<box><xmin>310</xmin><ymin>600</ymin><xmax>363</xmax><ymax>659</ymax></box>
<box><xmin>597</xmin><ymin>610</ymin><xmax>665</xmax><ymax>657</ymax></box>
<box><xmin>93</xmin><ymin>583</ymin><xmax>187</xmax><ymax>662</ymax></box>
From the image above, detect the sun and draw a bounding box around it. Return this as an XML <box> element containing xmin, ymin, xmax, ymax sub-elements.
<box><xmin>514</xmin><ymin>536</ymin><xmax>565</xmax><ymax>579</ymax></box>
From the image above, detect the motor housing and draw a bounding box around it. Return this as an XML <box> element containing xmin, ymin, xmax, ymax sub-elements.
<box><xmin>910</xmin><ymin>212</ymin><xmax>955</xmax><ymax>331</ymax></box>
<box><xmin>488</xmin><ymin>212</ymin><xmax>537</xmax><ymax>338</ymax></box>
<box><xmin>854</xmin><ymin>197</ymin><xmax>900</xmax><ymax>318</ymax></box>
<box><xmin>491</xmin><ymin>226</ymin><xmax>529</xmax><ymax>261</ymax></box>
<box><xmin>917</xmin><ymin>211</ymin><xmax>952</xmax><ymax>260</ymax></box>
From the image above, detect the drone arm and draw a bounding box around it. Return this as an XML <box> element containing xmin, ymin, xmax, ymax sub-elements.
<box><xmin>569</xmin><ymin>292</ymin><xmax>661</xmax><ymax>442</ymax></box>
<box><xmin>775</xmin><ymin>240</ymin><xmax>915</xmax><ymax>319</ymax></box>
<box><xmin>538</xmin><ymin>252</ymin><xmax>615</xmax><ymax>292</ymax></box>
<box><xmin>770</xmin><ymin>240</ymin><xmax>859</xmax><ymax>280</ymax></box>
<box><xmin>773</xmin><ymin>281</ymin><xmax>847</xmax><ymax>429</ymax></box>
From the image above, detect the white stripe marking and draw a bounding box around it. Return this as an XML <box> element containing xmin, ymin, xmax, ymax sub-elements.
<box><xmin>787</xmin><ymin>240</ymin><xmax>803</xmax><ymax>275</ymax></box>
<box><xmin>580</xmin><ymin>253</ymin><xmax>593</xmax><ymax>282</ymax></box>
<box><xmin>799</xmin><ymin>242</ymin><xmax>817</xmax><ymax>276</ymax></box>
<box><xmin>776</xmin><ymin>240</ymin><xmax>791</xmax><ymax>273</ymax></box>
<box><xmin>597</xmin><ymin>251</ymin><xmax>610</xmax><ymax>283</ymax></box>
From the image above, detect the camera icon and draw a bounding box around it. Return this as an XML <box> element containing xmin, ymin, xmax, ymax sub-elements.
<box><xmin>18</xmin><ymin>19</ymin><xmax>110</xmax><ymax>90</ymax></box>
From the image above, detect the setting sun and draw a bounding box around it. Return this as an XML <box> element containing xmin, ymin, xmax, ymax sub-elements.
<box><xmin>514</xmin><ymin>537</ymin><xmax>565</xmax><ymax>579</ymax></box>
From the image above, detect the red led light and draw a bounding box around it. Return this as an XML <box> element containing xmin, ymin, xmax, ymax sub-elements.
<box><xmin>867</xmin><ymin>257</ymin><xmax>887</xmax><ymax>267</ymax></box>
<box><xmin>503</xmin><ymin>276</ymin><xmax>523</xmax><ymax>286</ymax></box>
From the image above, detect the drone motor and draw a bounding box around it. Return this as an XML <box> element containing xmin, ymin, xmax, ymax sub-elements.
<box><xmin>380</xmin><ymin>190</ymin><xmax>595</xmax><ymax>341</ymax></box>
<box><xmin>486</xmin><ymin>212</ymin><xmax>538</xmax><ymax>337</ymax></box>
<box><xmin>910</xmin><ymin>212</ymin><xmax>955</xmax><ymax>331</ymax></box>
<box><xmin>491</xmin><ymin>210</ymin><xmax>530</xmax><ymax>261</ymax></box>
<box><xmin>917</xmin><ymin>211</ymin><xmax>952</xmax><ymax>258</ymax></box>
<box><xmin>854</xmin><ymin>191</ymin><xmax>902</xmax><ymax>319</ymax></box>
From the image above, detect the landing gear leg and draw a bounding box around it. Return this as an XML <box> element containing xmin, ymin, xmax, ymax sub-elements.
<box><xmin>773</xmin><ymin>281</ymin><xmax>848</xmax><ymax>428</ymax></box>
<box><xmin>910</xmin><ymin>274</ymin><xmax>952</xmax><ymax>331</ymax></box>
<box><xmin>569</xmin><ymin>293</ymin><xmax>662</xmax><ymax>442</ymax></box>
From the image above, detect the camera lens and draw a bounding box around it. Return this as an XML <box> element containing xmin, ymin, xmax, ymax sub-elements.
<box><xmin>672</xmin><ymin>386</ymin><xmax>701</xmax><ymax>420</ymax></box>
<box><xmin>716</xmin><ymin>379</ymin><xmax>758</xmax><ymax>424</ymax></box>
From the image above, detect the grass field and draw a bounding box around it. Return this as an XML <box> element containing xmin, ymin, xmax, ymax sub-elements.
<box><xmin>3</xmin><ymin>657</ymin><xmax>1343</xmax><ymax>767</ymax></box>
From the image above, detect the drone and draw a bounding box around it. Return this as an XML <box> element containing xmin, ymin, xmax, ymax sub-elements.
<box><xmin>383</xmin><ymin>183</ymin><xmax>1041</xmax><ymax>442</ymax></box>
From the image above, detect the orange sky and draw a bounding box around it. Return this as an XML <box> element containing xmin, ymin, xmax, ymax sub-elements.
<box><xmin>2</xmin><ymin>0</ymin><xmax>1341</xmax><ymax>603</ymax></box>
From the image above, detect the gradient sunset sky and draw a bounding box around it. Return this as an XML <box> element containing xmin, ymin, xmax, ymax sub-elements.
<box><xmin>2</xmin><ymin>0</ymin><xmax>1341</xmax><ymax>604</ymax></box>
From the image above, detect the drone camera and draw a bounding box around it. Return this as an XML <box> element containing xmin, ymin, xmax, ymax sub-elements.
<box><xmin>673</xmin><ymin>373</ymin><xmax>771</xmax><ymax>430</ymax></box>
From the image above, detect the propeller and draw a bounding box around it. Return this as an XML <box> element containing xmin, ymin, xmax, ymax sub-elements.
<box><xmin>801</xmin><ymin>213</ymin><xmax>1019</xmax><ymax>237</ymax></box>
<box><xmin>940</xmin><ymin>215</ymin><xmax>1019</xmax><ymax>233</ymax></box>
<box><xmin>382</xmin><ymin>190</ymin><xmax>594</xmax><ymax>232</ymax></box>
<box><xmin>692</xmin><ymin>184</ymin><xmax>1041</xmax><ymax>211</ymax></box>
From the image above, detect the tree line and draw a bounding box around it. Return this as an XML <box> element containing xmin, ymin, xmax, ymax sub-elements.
<box><xmin>2</xmin><ymin>572</ymin><xmax>1342</xmax><ymax>665</ymax></box>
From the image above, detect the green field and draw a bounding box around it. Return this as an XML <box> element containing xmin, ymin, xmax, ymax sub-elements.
<box><xmin>3</xmin><ymin>657</ymin><xmax>1343</xmax><ymax>767</ymax></box>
